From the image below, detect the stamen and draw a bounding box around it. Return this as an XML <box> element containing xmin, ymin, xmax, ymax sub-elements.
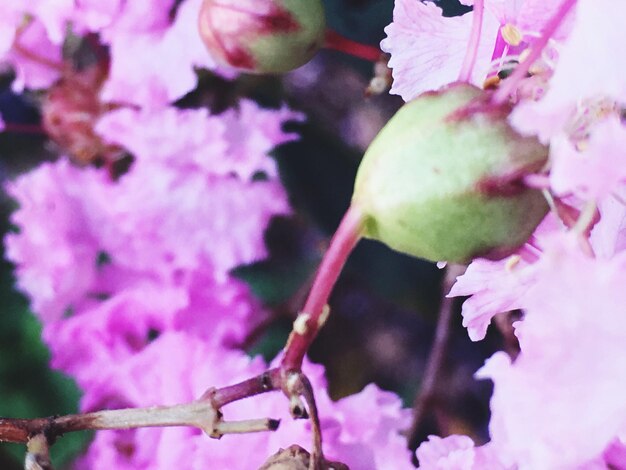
<box><xmin>501</xmin><ymin>24</ymin><xmax>523</xmax><ymax>46</ymax></box>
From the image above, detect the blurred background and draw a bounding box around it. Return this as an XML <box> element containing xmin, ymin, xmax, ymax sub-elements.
<box><xmin>0</xmin><ymin>0</ymin><xmax>505</xmax><ymax>467</ymax></box>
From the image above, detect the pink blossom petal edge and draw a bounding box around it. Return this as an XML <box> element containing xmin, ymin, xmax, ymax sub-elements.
<box><xmin>380</xmin><ymin>0</ymin><xmax>498</xmax><ymax>101</ymax></box>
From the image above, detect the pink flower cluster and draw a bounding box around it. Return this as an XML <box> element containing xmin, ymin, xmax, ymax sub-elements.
<box><xmin>382</xmin><ymin>0</ymin><xmax>626</xmax><ymax>467</ymax></box>
<box><xmin>2</xmin><ymin>1</ymin><xmax>417</xmax><ymax>468</ymax></box>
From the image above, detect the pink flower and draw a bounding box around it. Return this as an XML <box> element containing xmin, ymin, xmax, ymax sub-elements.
<box><xmin>96</xmin><ymin>100</ymin><xmax>303</xmax><ymax>180</ymax></box>
<box><xmin>6</xmin><ymin>19</ymin><xmax>63</xmax><ymax>92</ymax></box>
<box><xmin>416</xmin><ymin>435</ymin><xmax>507</xmax><ymax>469</ymax></box>
<box><xmin>5</xmin><ymin>160</ymin><xmax>107</xmax><ymax>322</ymax></box>
<box><xmin>380</xmin><ymin>1</ymin><xmax>498</xmax><ymax>100</ymax></box>
<box><xmin>477</xmin><ymin>234</ymin><xmax>626</xmax><ymax>468</ymax></box>
<box><xmin>100</xmin><ymin>0</ymin><xmax>225</xmax><ymax>107</ymax></box>
<box><xmin>590</xmin><ymin>190</ymin><xmax>626</xmax><ymax>259</ymax></box>
<box><xmin>380</xmin><ymin>0</ymin><xmax>566</xmax><ymax>101</ymax></box>
<box><xmin>77</xmin><ymin>333</ymin><xmax>414</xmax><ymax>469</ymax></box>
<box><xmin>73</xmin><ymin>0</ymin><xmax>174</xmax><ymax>38</ymax></box>
<box><xmin>447</xmin><ymin>213</ymin><xmax>563</xmax><ymax>341</ymax></box>
<box><xmin>550</xmin><ymin>116</ymin><xmax>626</xmax><ymax>200</ymax></box>
<box><xmin>510</xmin><ymin>0</ymin><xmax>625</xmax><ymax>142</ymax></box>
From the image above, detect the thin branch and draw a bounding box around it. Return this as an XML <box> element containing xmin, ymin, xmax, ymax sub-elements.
<box><xmin>324</xmin><ymin>30</ymin><xmax>382</xmax><ymax>62</ymax></box>
<box><xmin>1</xmin><ymin>370</ymin><xmax>283</xmax><ymax>445</ymax></box>
<box><xmin>407</xmin><ymin>264</ymin><xmax>466</xmax><ymax>452</ymax></box>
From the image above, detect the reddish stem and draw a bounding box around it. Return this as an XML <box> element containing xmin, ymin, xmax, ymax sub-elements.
<box><xmin>324</xmin><ymin>30</ymin><xmax>382</xmax><ymax>62</ymax></box>
<box><xmin>2</xmin><ymin>123</ymin><xmax>47</xmax><ymax>135</ymax></box>
<box><xmin>492</xmin><ymin>0</ymin><xmax>577</xmax><ymax>104</ymax></box>
<box><xmin>281</xmin><ymin>205</ymin><xmax>365</xmax><ymax>373</ymax></box>
<box><xmin>205</xmin><ymin>368</ymin><xmax>281</xmax><ymax>407</ymax></box>
<box><xmin>458</xmin><ymin>0</ymin><xmax>485</xmax><ymax>82</ymax></box>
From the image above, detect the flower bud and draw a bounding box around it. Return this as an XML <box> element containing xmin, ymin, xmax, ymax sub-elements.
<box><xmin>198</xmin><ymin>0</ymin><xmax>325</xmax><ymax>74</ymax></box>
<box><xmin>352</xmin><ymin>83</ymin><xmax>549</xmax><ymax>263</ymax></box>
<box><xmin>258</xmin><ymin>445</ymin><xmax>348</xmax><ymax>470</ymax></box>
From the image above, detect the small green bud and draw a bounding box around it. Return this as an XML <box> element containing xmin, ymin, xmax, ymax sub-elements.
<box><xmin>198</xmin><ymin>0</ymin><xmax>325</xmax><ymax>74</ymax></box>
<box><xmin>352</xmin><ymin>83</ymin><xmax>549</xmax><ymax>263</ymax></box>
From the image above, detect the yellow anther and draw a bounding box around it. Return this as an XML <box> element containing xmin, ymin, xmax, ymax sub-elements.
<box><xmin>501</xmin><ymin>24</ymin><xmax>523</xmax><ymax>47</ymax></box>
<box><xmin>505</xmin><ymin>254</ymin><xmax>522</xmax><ymax>272</ymax></box>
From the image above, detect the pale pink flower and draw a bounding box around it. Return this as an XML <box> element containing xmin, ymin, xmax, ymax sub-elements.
<box><xmin>510</xmin><ymin>0</ymin><xmax>626</xmax><ymax>142</ymax></box>
<box><xmin>590</xmin><ymin>190</ymin><xmax>626</xmax><ymax>259</ymax></box>
<box><xmin>447</xmin><ymin>213</ymin><xmax>564</xmax><ymax>341</ymax></box>
<box><xmin>550</xmin><ymin>116</ymin><xmax>626</xmax><ymax>200</ymax></box>
<box><xmin>380</xmin><ymin>0</ymin><xmax>567</xmax><ymax>101</ymax></box>
<box><xmin>477</xmin><ymin>233</ymin><xmax>626</xmax><ymax>469</ymax></box>
<box><xmin>380</xmin><ymin>1</ymin><xmax>498</xmax><ymax>100</ymax></box>
<box><xmin>416</xmin><ymin>435</ymin><xmax>507</xmax><ymax>469</ymax></box>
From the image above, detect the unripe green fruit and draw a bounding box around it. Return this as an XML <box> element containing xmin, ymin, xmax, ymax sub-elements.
<box><xmin>198</xmin><ymin>0</ymin><xmax>325</xmax><ymax>74</ymax></box>
<box><xmin>352</xmin><ymin>83</ymin><xmax>549</xmax><ymax>263</ymax></box>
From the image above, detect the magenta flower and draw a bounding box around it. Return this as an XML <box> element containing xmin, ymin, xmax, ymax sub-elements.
<box><xmin>76</xmin><ymin>333</ymin><xmax>414</xmax><ymax>469</ymax></box>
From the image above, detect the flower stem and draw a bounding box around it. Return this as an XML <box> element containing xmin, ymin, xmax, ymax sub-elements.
<box><xmin>458</xmin><ymin>0</ymin><xmax>485</xmax><ymax>82</ymax></box>
<box><xmin>407</xmin><ymin>264</ymin><xmax>465</xmax><ymax>454</ymax></box>
<box><xmin>281</xmin><ymin>205</ymin><xmax>365</xmax><ymax>373</ymax></box>
<box><xmin>324</xmin><ymin>30</ymin><xmax>382</xmax><ymax>62</ymax></box>
<box><xmin>2</xmin><ymin>123</ymin><xmax>47</xmax><ymax>135</ymax></box>
<box><xmin>492</xmin><ymin>0</ymin><xmax>577</xmax><ymax>105</ymax></box>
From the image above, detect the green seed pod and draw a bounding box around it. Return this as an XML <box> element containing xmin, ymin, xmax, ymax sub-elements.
<box><xmin>352</xmin><ymin>83</ymin><xmax>549</xmax><ymax>263</ymax></box>
<box><xmin>198</xmin><ymin>0</ymin><xmax>325</xmax><ymax>74</ymax></box>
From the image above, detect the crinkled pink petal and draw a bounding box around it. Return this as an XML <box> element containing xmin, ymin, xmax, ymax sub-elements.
<box><xmin>100</xmin><ymin>0</ymin><xmax>174</xmax><ymax>39</ymax></box>
<box><xmin>97</xmin><ymin>168</ymin><xmax>290</xmax><ymax>275</ymax></box>
<box><xmin>4</xmin><ymin>160</ymin><xmax>107</xmax><ymax>321</ymax></box>
<box><xmin>448</xmin><ymin>214</ymin><xmax>566</xmax><ymax>341</ymax></box>
<box><xmin>0</xmin><ymin>4</ymin><xmax>21</xmax><ymax>58</ymax></box>
<box><xmin>542</xmin><ymin>0</ymin><xmax>626</xmax><ymax>108</ymax></box>
<box><xmin>95</xmin><ymin>106</ymin><xmax>229</xmax><ymax>173</ymax></box>
<box><xmin>590</xmin><ymin>190</ymin><xmax>626</xmax><ymax>259</ymax></box>
<box><xmin>96</xmin><ymin>101</ymin><xmax>302</xmax><ymax>180</ymax></box>
<box><xmin>550</xmin><ymin>116</ymin><xmax>626</xmax><ymax>200</ymax></box>
<box><xmin>416</xmin><ymin>435</ymin><xmax>507</xmax><ymax>469</ymax></box>
<box><xmin>101</xmin><ymin>0</ymin><xmax>224</xmax><ymax>107</ymax></box>
<box><xmin>27</xmin><ymin>0</ymin><xmax>74</xmax><ymax>44</ymax></box>
<box><xmin>219</xmin><ymin>100</ymin><xmax>305</xmax><ymax>180</ymax></box>
<box><xmin>7</xmin><ymin>19</ymin><xmax>62</xmax><ymax>91</ymax></box>
<box><xmin>71</xmin><ymin>0</ymin><xmax>124</xmax><ymax>32</ymax></box>
<box><xmin>380</xmin><ymin>1</ymin><xmax>498</xmax><ymax>101</ymax></box>
<box><xmin>477</xmin><ymin>233</ymin><xmax>626</xmax><ymax>468</ymax></box>
<box><xmin>508</xmin><ymin>99</ymin><xmax>575</xmax><ymax>144</ymax></box>
<box><xmin>511</xmin><ymin>0</ymin><xmax>626</xmax><ymax>142</ymax></box>
<box><xmin>44</xmin><ymin>284</ymin><xmax>188</xmax><ymax>394</ymax></box>
<box><xmin>448</xmin><ymin>257</ymin><xmax>532</xmax><ymax>341</ymax></box>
